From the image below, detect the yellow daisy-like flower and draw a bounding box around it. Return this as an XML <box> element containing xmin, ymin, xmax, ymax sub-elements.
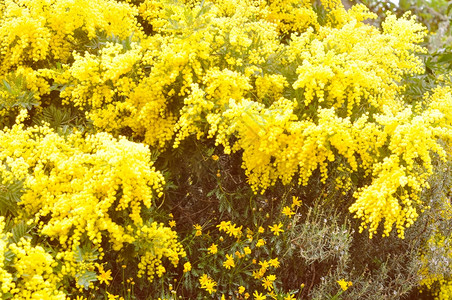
<box><xmin>269</xmin><ymin>223</ymin><xmax>284</xmax><ymax>236</ymax></box>
<box><xmin>282</xmin><ymin>206</ymin><xmax>295</xmax><ymax>218</ymax></box>
<box><xmin>292</xmin><ymin>196</ymin><xmax>301</xmax><ymax>208</ymax></box>
<box><xmin>258</xmin><ymin>226</ymin><xmax>265</xmax><ymax>233</ymax></box>
<box><xmin>183</xmin><ymin>262</ymin><xmax>191</xmax><ymax>273</ymax></box>
<box><xmin>199</xmin><ymin>274</ymin><xmax>217</xmax><ymax>294</ymax></box>
<box><xmin>256</xmin><ymin>238</ymin><xmax>266</xmax><ymax>248</ymax></box>
<box><xmin>212</xmin><ymin>154</ymin><xmax>219</xmax><ymax>161</ymax></box>
<box><xmin>106</xmin><ymin>292</ymin><xmax>120</xmax><ymax>300</ymax></box>
<box><xmin>262</xmin><ymin>274</ymin><xmax>275</xmax><ymax>291</ymax></box>
<box><xmin>97</xmin><ymin>265</ymin><xmax>112</xmax><ymax>285</ymax></box>
<box><xmin>268</xmin><ymin>258</ymin><xmax>280</xmax><ymax>268</ymax></box>
<box><xmin>238</xmin><ymin>286</ymin><xmax>246</xmax><ymax>294</ymax></box>
<box><xmin>253</xmin><ymin>290</ymin><xmax>266</xmax><ymax>300</ymax></box>
<box><xmin>337</xmin><ymin>279</ymin><xmax>352</xmax><ymax>291</ymax></box>
<box><xmin>193</xmin><ymin>224</ymin><xmax>202</xmax><ymax>236</ymax></box>
<box><xmin>223</xmin><ymin>254</ymin><xmax>235</xmax><ymax>269</ymax></box>
<box><xmin>169</xmin><ymin>220</ymin><xmax>176</xmax><ymax>228</ymax></box>
<box><xmin>244</xmin><ymin>246</ymin><xmax>252</xmax><ymax>255</ymax></box>
<box><xmin>208</xmin><ymin>243</ymin><xmax>218</xmax><ymax>254</ymax></box>
<box><xmin>217</xmin><ymin>221</ymin><xmax>231</xmax><ymax>232</ymax></box>
<box><xmin>284</xmin><ymin>294</ymin><xmax>296</xmax><ymax>300</ymax></box>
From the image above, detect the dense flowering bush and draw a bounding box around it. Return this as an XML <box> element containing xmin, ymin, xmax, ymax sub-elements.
<box><xmin>0</xmin><ymin>0</ymin><xmax>451</xmax><ymax>299</ymax></box>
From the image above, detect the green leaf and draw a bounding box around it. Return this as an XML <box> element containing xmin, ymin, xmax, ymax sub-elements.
<box><xmin>437</xmin><ymin>53</ymin><xmax>452</xmax><ymax>63</ymax></box>
<box><xmin>74</xmin><ymin>244</ymin><xmax>99</xmax><ymax>263</ymax></box>
<box><xmin>2</xmin><ymin>80</ymin><xmax>11</xmax><ymax>93</ymax></box>
<box><xmin>76</xmin><ymin>270</ymin><xmax>97</xmax><ymax>290</ymax></box>
<box><xmin>11</xmin><ymin>221</ymin><xmax>31</xmax><ymax>244</ymax></box>
<box><xmin>1</xmin><ymin>292</ymin><xmax>13</xmax><ymax>299</ymax></box>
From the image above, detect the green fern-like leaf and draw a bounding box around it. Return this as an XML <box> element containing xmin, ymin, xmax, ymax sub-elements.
<box><xmin>10</xmin><ymin>220</ymin><xmax>32</xmax><ymax>244</ymax></box>
<box><xmin>0</xmin><ymin>178</ymin><xmax>23</xmax><ymax>218</ymax></box>
<box><xmin>0</xmin><ymin>72</ymin><xmax>39</xmax><ymax>110</ymax></box>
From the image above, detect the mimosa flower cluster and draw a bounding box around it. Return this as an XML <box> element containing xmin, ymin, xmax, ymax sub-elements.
<box><xmin>0</xmin><ymin>115</ymin><xmax>185</xmax><ymax>295</ymax></box>
<box><xmin>0</xmin><ymin>217</ymin><xmax>66</xmax><ymax>299</ymax></box>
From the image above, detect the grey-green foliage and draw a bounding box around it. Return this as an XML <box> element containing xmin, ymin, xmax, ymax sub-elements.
<box><xmin>0</xmin><ymin>72</ymin><xmax>39</xmax><ymax>110</ymax></box>
<box><xmin>32</xmin><ymin>104</ymin><xmax>87</xmax><ymax>135</ymax></box>
<box><xmin>0</xmin><ymin>176</ymin><xmax>23</xmax><ymax>218</ymax></box>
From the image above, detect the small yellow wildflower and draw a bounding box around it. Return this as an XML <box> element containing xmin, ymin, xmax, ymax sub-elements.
<box><xmin>258</xmin><ymin>226</ymin><xmax>265</xmax><ymax>233</ymax></box>
<box><xmin>337</xmin><ymin>279</ymin><xmax>352</xmax><ymax>291</ymax></box>
<box><xmin>256</xmin><ymin>238</ymin><xmax>266</xmax><ymax>248</ymax></box>
<box><xmin>106</xmin><ymin>292</ymin><xmax>120</xmax><ymax>300</ymax></box>
<box><xmin>223</xmin><ymin>254</ymin><xmax>235</xmax><ymax>269</ymax></box>
<box><xmin>208</xmin><ymin>243</ymin><xmax>218</xmax><ymax>254</ymax></box>
<box><xmin>212</xmin><ymin>154</ymin><xmax>219</xmax><ymax>161</ymax></box>
<box><xmin>183</xmin><ymin>262</ymin><xmax>191</xmax><ymax>273</ymax></box>
<box><xmin>199</xmin><ymin>274</ymin><xmax>217</xmax><ymax>294</ymax></box>
<box><xmin>292</xmin><ymin>196</ymin><xmax>301</xmax><ymax>207</ymax></box>
<box><xmin>244</xmin><ymin>246</ymin><xmax>251</xmax><ymax>255</ymax></box>
<box><xmin>268</xmin><ymin>258</ymin><xmax>280</xmax><ymax>268</ymax></box>
<box><xmin>217</xmin><ymin>221</ymin><xmax>231</xmax><ymax>232</ymax></box>
<box><xmin>193</xmin><ymin>224</ymin><xmax>202</xmax><ymax>236</ymax></box>
<box><xmin>97</xmin><ymin>265</ymin><xmax>112</xmax><ymax>285</ymax></box>
<box><xmin>284</xmin><ymin>294</ymin><xmax>296</xmax><ymax>300</ymax></box>
<box><xmin>169</xmin><ymin>220</ymin><xmax>176</xmax><ymax>228</ymax></box>
<box><xmin>282</xmin><ymin>206</ymin><xmax>295</xmax><ymax>218</ymax></box>
<box><xmin>225</xmin><ymin>223</ymin><xmax>242</xmax><ymax>238</ymax></box>
<box><xmin>238</xmin><ymin>286</ymin><xmax>246</xmax><ymax>294</ymax></box>
<box><xmin>269</xmin><ymin>223</ymin><xmax>284</xmax><ymax>236</ymax></box>
<box><xmin>262</xmin><ymin>274</ymin><xmax>276</xmax><ymax>291</ymax></box>
<box><xmin>253</xmin><ymin>290</ymin><xmax>266</xmax><ymax>300</ymax></box>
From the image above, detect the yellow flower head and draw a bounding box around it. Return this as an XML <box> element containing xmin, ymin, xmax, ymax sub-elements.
<box><xmin>208</xmin><ymin>243</ymin><xmax>218</xmax><ymax>254</ymax></box>
<box><xmin>256</xmin><ymin>238</ymin><xmax>266</xmax><ymax>248</ymax></box>
<box><xmin>97</xmin><ymin>265</ymin><xmax>112</xmax><ymax>285</ymax></box>
<box><xmin>337</xmin><ymin>279</ymin><xmax>352</xmax><ymax>291</ymax></box>
<box><xmin>199</xmin><ymin>274</ymin><xmax>217</xmax><ymax>294</ymax></box>
<box><xmin>223</xmin><ymin>254</ymin><xmax>235</xmax><ymax>269</ymax></box>
<box><xmin>193</xmin><ymin>224</ymin><xmax>202</xmax><ymax>236</ymax></box>
<box><xmin>282</xmin><ymin>206</ymin><xmax>295</xmax><ymax>218</ymax></box>
<box><xmin>238</xmin><ymin>285</ymin><xmax>246</xmax><ymax>294</ymax></box>
<box><xmin>269</xmin><ymin>223</ymin><xmax>284</xmax><ymax>236</ymax></box>
<box><xmin>253</xmin><ymin>290</ymin><xmax>266</xmax><ymax>300</ymax></box>
<box><xmin>292</xmin><ymin>196</ymin><xmax>302</xmax><ymax>208</ymax></box>
<box><xmin>183</xmin><ymin>262</ymin><xmax>192</xmax><ymax>273</ymax></box>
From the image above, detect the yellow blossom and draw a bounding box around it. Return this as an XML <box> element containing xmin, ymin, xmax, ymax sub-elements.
<box><xmin>223</xmin><ymin>254</ymin><xmax>235</xmax><ymax>269</ymax></box>
<box><xmin>239</xmin><ymin>286</ymin><xmax>246</xmax><ymax>294</ymax></box>
<box><xmin>199</xmin><ymin>274</ymin><xmax>217</xmax><ymax>294</ymax></box>
<box><xmin>253</xmin><ymin>290</ymin><xmax>266</xmax><ymax>300</ymax></box>
<box><xmin>282</xmin><ymin>206</ymin><xmax>295</xmax><ymax>218</ymax></box>
<box><xmin>97</xmin><ymin>265</ymin><xmax>113</xmax><ymax>285</ymax></box>
<box><xmin>183</xmin><ymin>262</ymin><xmax>191</xmax><ymax>273</ymax></box>
<box><xmin>208</xmin><ymin>243</ymin><xmax>218</xmax><ymax>254</ymax></box>
<box><xmin>337</xmin><ymin>279</ymin><xmax>352</xmax><ymax>291</ymax></box>
<box><xmin>256</xmin><ymin>239</ymin><xmax>266</xmax><ymax>248</ymax></box>
<box><xmin>169</xmin><ymin>220</ymin><xmax>176</xmax><ymax>228</ymax></box>
<box><xmin>262</xmin><ymin>274</ymin><xmax>276</xmax><ymax>291</ymax></box>
<box><xmin>194</xmin><ymin>224</ymin><xmax>202</xmax><ymax>236</ymax></box>
<box><xmin>269</xmin><ymin>223</ymin><xmax>284</xmax><ymax>236</ymax></box>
